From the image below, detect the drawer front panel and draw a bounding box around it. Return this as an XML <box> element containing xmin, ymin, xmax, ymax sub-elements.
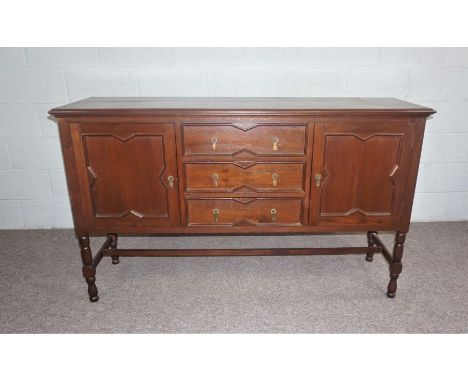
<box><xmin>185</xmin><ymin>163</ymin><xmax>305</xmax><ymax>193</ymax></box>
<box><xmin>182</xmin><ymin>124</ymin><xmax>306</xmax><ymax>156</ymax></box>
<box><xmin>187</xmin><ymin>199</ymin><xmax>303</xmax><ymax>226</ymax></box>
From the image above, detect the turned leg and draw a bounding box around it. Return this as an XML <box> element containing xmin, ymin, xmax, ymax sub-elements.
<box><xmin>78</xmin><ymin>235</ymin><xmax>99</xmax><ymax>302</ymax></box>
<box><xmin>387</xmin><ymin>232</ymin><xmax>406</xmax><ymax>298</ymax></box>
<box><xmin>366</xmin><ymin>231</ymin><xmax>377</xmax><ymax>262</ymax></box>
<box><xmin>109</xmin><ymin>233</ymin><xmax>120</xmax><ymax>264</ymax></box>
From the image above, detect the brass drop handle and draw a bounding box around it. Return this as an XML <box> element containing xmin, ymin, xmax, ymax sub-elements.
<box><xmin>272</xmin><ymin>137</ymin><xmax>279</xmax><ymax>151</ymax></box>
<box><xmin>315</xmin><ymin>174</ymin><xmax>322</xmax><ymax>188</ymax></box>
<box><xmin>168</xmin><ymin>175</ymin><xmax>175</xmax><ymax>188</ymax></box>
<box><xmin>212</xmin><ymin>137</ymin><xmax>217</xmax><ymax>151</ymax></box>
<box><xmin>271</xmin><ymin>208</ymin><xmax>277</xmax><ymax>222</ymax></box>
<box><xmin>213</xmin><ymin>208</ymin><xmax>219</xmax><ymax>222</ymax></box>
<box><xmin>272</xmin><ymin>173</ymin><xmax>279</xmax><ymax>187</ymax></box>
<box><xmin>212</xmin><ymin>173</ymin><xmax>219</xmax><ymax>187</ymax></box>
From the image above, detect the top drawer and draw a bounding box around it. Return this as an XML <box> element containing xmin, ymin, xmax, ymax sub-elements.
<box><xmin>182</xmin><ymin>124</ymin><xmax>307</xmax><ymax>156</ymax></box>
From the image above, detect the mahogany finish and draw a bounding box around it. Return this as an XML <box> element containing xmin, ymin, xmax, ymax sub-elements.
<box><xmin>182</xmin><ymin>123</ymin><xmax>307</xmax><ymax>156</ymax></box>
<box><xmin>103</xmin><ymin>246</ymin><xmax>384</xmax><ymax>257</ymax></box>
<box><xmin>70</xmin><ymin>123</ymin><xmax>180</xmax><ymax>227</ymax></box>
<box><xmin>387</xmin><ymin>232</ymin><xmax>406</xmax><ymax>298</ymax></box>
<box><xmin>186</xmin><ymin>198</ymin><xmax>304</xmax><ymax>226</ymax></box>
<box><xmin>184</xmin><ymin>163</ymin><xmax>305</xmax><ymax>194</ymax></box>
<box><xmin>109</xmin><ymin>233</ymin><xmax>119</xmax><ymax>265</ymax></box>
<box><xmin>366</xmin><ymin>231</ymin><xmax>377</xmax><ymax>262</ymax></box>
<box><xmin>50</xmin><ymin>97</ymin><xmax>435</xmax><ymax>302</ymax></box>
<box><xmin>78</xmin><ymin>235</ymin><xmax>98</xmax><ymax>302</ymax></box>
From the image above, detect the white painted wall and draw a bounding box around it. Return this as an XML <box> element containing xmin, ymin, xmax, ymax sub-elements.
<box><xmin>0</xmin><ymin>47</ymin><xmax>467</xmax><ymax>228</ymax></box>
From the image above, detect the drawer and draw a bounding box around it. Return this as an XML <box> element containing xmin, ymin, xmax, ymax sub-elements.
<box><xmin>187</xmin><ymin>199</ymin><xmax>303</xmax><ymax>226</ymax></box>
<box><xmin>185</xmin><ymin>163</ymin><xmax>305</xmax><ymax>193</ymax></box>
<box><xmin>182</xmin><ymin>124</ymin><xmax>306</xmax><ymax>156</ymax></box>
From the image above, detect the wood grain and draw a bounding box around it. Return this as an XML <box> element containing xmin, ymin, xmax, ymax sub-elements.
<box><xmin>185</xmin><ymin>163</ymin><xmax>305</xmax><ymax>193</ymax></box>
<box><xmin>182</xmin><ymin>123</ymin><xmax>307</xmax><ymax>156</ymax></box>
<box><xmin>186</xmin><ymin>198</ymin><xmax>303</xmax><ymax>226</ymax></box>
<box><xmin>49</xmin><ymin>97</ymin><xmax>436</xmax><ymax>117</ymax></box>
<box><xmin>50</xmin><ymin>97</ymin><xmax>433</xmax><ymax>301</ymax></box>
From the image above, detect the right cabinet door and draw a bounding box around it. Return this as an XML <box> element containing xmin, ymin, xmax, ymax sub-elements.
<box><xmin>309</xmin><ymin>119</ymin><xmax>418</xmax><ymax>227</ymax></box>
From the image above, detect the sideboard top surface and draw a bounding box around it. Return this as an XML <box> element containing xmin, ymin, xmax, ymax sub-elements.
<box><xmin>49</xmin><ymin>97</ymin><xmax>435</xmax><ymax>117</ymax></box>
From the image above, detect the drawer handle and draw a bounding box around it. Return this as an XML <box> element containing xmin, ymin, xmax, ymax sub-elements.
<box><xmin>315</xmin><ymin>174</ymin><xmax>322</xmax><ymax>188</ymax></box>
<box><xmin>168</xmin><ymin>175</ymin><xmax>175</xmax><ymax>188</ymax></box>
<box><xmin>272</xmin><ymin>137</ymin><xmax>279</xmax><ymax>151</ymax></box>
<box><xmin>212</xmin><ymin>137</ymin><xmax>217</xmax><ymax>151</ymax></box>
<box><xmin>212</xmin><ymin>173</ymin><xmax>219</xmax><ymax>187</ymax></box>
<box><xmin>213</xmin><ymin>208</ymin><xmax>219</xmax><ymax>222</ymax></box>
<box><xmin>272</xmin><ymin>173</ymin><xmax>279</xmax><ymax>187</ymax></box>
<box><xmin>271</xmin><ymin>208</ymin><xmax>277</xmax><ymax>222</ymax></box>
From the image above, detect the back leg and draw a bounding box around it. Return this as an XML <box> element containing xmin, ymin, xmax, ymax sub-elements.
<box><xmin>108</xmin><ymin>233</ymin><xmax>120</xmax><ymax>264</ymax></box>
<box><xmin>366</xmin><ymin>231</ymin><xmax>376</xmax><ymax>262</ymax></box>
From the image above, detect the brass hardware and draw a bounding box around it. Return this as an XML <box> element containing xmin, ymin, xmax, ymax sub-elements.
<box><xmin>272</xmin><ymin>173</ymin><xmax>279</xmax><ymax>187</ymax></box>
<box><xmin>168</xmin><ymin>175</ymin><xmax>175</xmax><ymax>188</ymax></box>
<box><xmin>315</xmin><ymin>174</ymin><xmax>322</xmax><ymax>188</ymax></box>
<box><xmin>271</xmin><ymin>208</ymin><xmax>277</xmax><ymax>222</ymax></box>
<box><xmin>272</xmin><ymin>137</ymin><xmax>279</xmax><ymax>151</ymax></box>
<box><xmin>212</xmin><ymin>173</ymin><xmax>219</xmax><ymax>187</ymax></box>
<box><xmin>212</xmin><ymin>137</ymin><xmax>217</xmax><ymax>151</ymax></box>
<box><xmin>213</xmin><ymin>208</ymin><xmax>219</xmax><ymax>222</ymax></box>
<box><xmin>130</xmin><ymin>210</ymin><xmax>143</xmax><ymax>218</ymax></box>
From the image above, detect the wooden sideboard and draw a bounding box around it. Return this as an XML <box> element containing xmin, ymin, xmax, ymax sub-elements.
<box><xmin>49</xmin><ymin>97</ymin><xmax>435</xmax><ymax>302</ymax></box>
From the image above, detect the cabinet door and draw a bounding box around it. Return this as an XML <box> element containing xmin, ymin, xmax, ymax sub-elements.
<box><xmin>72</xmin><ymin>123</ymin><xmax>180</xmax><ymax>227</ymax></box>
<box><xmin>309</xmin><ymin>119</ymin><xmax>415</xmax><ymax>227</ymax></box>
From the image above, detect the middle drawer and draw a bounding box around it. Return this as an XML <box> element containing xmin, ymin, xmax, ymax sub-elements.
<box><xmin>185</xmin><ymin>163</ymin><xmax>305</xmax><ymax>193</ymax></box>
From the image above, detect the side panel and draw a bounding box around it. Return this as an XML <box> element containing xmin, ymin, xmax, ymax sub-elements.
<box><xmin>58</xmin><ymin>118</ymin><xmax>86</xmax><ymax>234</ymax></box>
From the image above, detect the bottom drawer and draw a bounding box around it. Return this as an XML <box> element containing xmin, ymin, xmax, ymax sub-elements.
<box><xmin>187</xmin><ymin>198</ymin><xmax>303</xmax><ymax>226</ymax></box>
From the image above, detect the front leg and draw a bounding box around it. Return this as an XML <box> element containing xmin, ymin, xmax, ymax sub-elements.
<box><xmin>78</xmin><ymin>235</ymin><xmax>99</xmax><ymax>302</ymax></box>
<box><xmin>387</xmin><ymin>232</ymin><xmax>406</xmax><ymax>298</ymax></box>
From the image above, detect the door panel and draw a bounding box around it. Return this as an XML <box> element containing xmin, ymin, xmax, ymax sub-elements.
<box><xmin>309</xmin><ymin>120</ymin><xmax>414</xmax><ymax>226</ymax></box>
<box><xmin>72</xmin><ymin>123</ymin><xmax>180</xmax><ymax>227</ymax></box>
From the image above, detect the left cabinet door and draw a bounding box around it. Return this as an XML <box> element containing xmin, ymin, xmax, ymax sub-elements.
<box><xmin>71</xmin><ymin>122</ymin><xmax>180</xmax><ymax>227</ymax></box>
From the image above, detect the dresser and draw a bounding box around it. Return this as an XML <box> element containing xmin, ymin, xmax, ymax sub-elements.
<box><xmin>49</xmin><ymin>97</ymin><xmax>435</xmax><ymax>302</ymax></box>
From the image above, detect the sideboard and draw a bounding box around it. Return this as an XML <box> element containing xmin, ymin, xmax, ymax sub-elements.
<box><xmin>49</xmin><ymin>97</ymin><xmax>435</xmax><ymax>302</ymax></box>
